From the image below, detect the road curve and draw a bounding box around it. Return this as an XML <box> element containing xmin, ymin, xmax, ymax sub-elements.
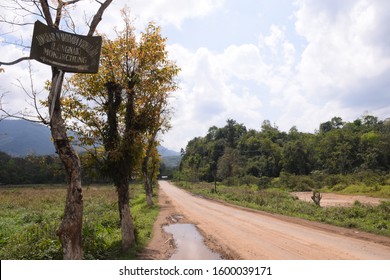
<box><xmin>159</xmin><ymin>181</ymin><xmax>390</xmax><ymax>260</ymax></box>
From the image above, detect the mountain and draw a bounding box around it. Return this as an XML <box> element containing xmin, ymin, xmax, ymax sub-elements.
<box><xmin>157</xmin><ymin>146</ymin><xmax>180</xmax><ymax>157</ymax></box>
<box><xmin>158</xmin><ymin>145</ymin><xmax>181</xmax><ymax>168</ymax></box>
<box><xmin>0</xmin><ymin>119</ymin><xmax>55</xmax><ymax>156</ymax></box>
<box><xmin>0</xmin><ymin>119</ymin><xmax>180</xmax><ymax>163</ymax></box>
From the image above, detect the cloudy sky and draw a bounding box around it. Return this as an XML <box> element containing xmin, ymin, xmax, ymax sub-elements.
<box><xmin>1</xmin><ymin>0</ymin><xmax>389</xmax><ymax>152</ymax></box>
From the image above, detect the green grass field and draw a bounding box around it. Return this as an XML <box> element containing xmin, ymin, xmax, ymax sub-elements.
<box><xmin>174</xmin><ymin>181</ymin><xmax>390</xmax><ymax>237</ymax></box>
<box><xmin>0</xmin><ymin>184</ymin><xmax>158</xmax><ymax>260</ymax></box>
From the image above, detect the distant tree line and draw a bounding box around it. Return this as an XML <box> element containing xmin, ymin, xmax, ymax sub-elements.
<box><xmin>0</xmin><ymin>152</ymin><xmax>66</xmax><ymax>185</ymax></box>
<box><xmin>0</xmin><ymin>149</ymin><xmax>177</xmax><ymax>186</ymax></box>
<box><xmin>178</xmin><ymin>115</ymin><xmax>390</xmax><ymax>185</ymax></box>
<box><xmin>0</xmin><ymin>152</ymin><xmax>112</xmax><ymax>185</ymax></box>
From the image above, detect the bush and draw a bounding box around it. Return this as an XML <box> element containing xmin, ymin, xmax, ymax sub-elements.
<box><xmin>223</xmin><ymin>176</ymin><xmax>241</xmax><ymax>186</ymax></box>
<box><xmin>276</xmin><ymin>173</ymin><xmax>315</xmax><ymax>191</ymax></box>
<box><xmin>240</xmin><ymin>175</ymin><xmax>260</xmax><ymax>187</ymax></box>
<box><xmin>257</xmin><ymin>176</ymin><xmax>272</xmax><ymax>189</ymax></box>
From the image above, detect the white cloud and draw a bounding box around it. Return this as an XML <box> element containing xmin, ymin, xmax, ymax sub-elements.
<box><xmin>129</xmin><ymin>0</ymin><xmax>225</xmax><ymax>28</ymax></box>
<box><xmin>267</xmin><ymin>0</ymin><xmax>390</xmax><ymax>134</ymax></box>
<box><xmin>295</xmin><ymin>0</ymin><xmax>390</xmax><ymax>95</ymax></box>
<box><xmin>0</xmin><ymin>42</ymin><xmax>51</xmax><ymax>116</ymax></box>
<box><xmin>262</xmin><ymin>25</ymin><xmax>285</xmax><ymax>52</ymax></box>
<box><xmin>219</xmin><ymin>44</ymin><xmax>269</xmax><ymax>82</ymax></box>
<box><xmin>0</xmin><ymin>0</ymin><xmax>222</xmax><ymax>109</ymax></box>
<box><xmin>163</xmin><ymin>43</ymin><xmax>266</xmax><ymax>150</ymax></box>
<box><xmin>163</xmin><ymin>23</ymin><xmax>302</xmax><ymax>150</ymax></box>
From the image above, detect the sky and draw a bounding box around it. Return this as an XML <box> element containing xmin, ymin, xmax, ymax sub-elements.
<box><xmin>0</xmin><ymin>0</ymin><xmax>389</xmax><ymax>152</ymax></box>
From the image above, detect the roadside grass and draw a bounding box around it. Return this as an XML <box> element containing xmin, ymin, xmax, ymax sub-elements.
<box><xmin>0</xmin><ymin>184</ymin><xmax>158</xmax><ymax>260</ymax></box>
<box><xmin>174</xmin><ymin>181</ymin><xmax>390</xmax><ymax>237</ymax></box>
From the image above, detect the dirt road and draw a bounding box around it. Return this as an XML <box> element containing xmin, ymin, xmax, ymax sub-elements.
<box><xmin>158</xmin><ymin>181</ymin><xmax>390</xmax><ymax>260</ymax></box>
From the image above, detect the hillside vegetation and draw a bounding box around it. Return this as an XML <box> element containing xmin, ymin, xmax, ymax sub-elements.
<box><xmin>178</xmin><ymin>115</ymin><xmax>390</xmax><ymax>188</ymax></box>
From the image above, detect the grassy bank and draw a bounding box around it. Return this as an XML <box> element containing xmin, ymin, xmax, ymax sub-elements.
<box><xmin>0</xmin><ymin>184</ymin><xmax>158</xmax><ymax>260</ymax></box>
<box><xmin>174</xmin><ymin>181</ymin><xmax>390</xmax><ymax>237</ymax></box>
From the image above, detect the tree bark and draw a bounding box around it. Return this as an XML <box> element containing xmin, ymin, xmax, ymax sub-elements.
<box><xmin>142</xmin><ymin>130</ymin><xmax>158</xmax><ymax>207</ymax></box>
<box><xmin>49</xmin><ymin>68</ymin><xmax>83</xmax><ymax>259</ymax></box>
<box><xmin>142</xmin><ymin>157</ymin><xmax>154</xmax><ymax>207</ymax></box>
<box><xmin>39</xmin><ymin>0</ymin><xmax>113</xmax><ymax>261</ymax></box>
<box><xmin>104</xmin><ymin>82</ymin><xmax>136</xmax><ymax>252</ymax></box>
<box><xmin>116</xmin><ymin>177</ymin><xmax>136</xmax><ymax>252</ymax></box>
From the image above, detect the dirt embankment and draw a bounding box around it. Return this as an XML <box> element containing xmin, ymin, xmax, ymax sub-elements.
<box><xmin>292</xmin><ymin>192</ymin><xmax>389</xmax><ymax>207</ymax></box>
<box><xmin>139</xmin><ymin>181</ymin><xmax>390</xmax><ymax>260</ymax></box>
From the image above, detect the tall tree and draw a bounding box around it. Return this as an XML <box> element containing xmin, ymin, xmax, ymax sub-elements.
<box><xmin>42</xmin><ymin>0</ymin><xmax>112</xmax><ymax>260</ymax></box>
<box><xmin>136</xmin><ymin>22</ymin><xmax>179</xmax><ymax>206</ymax></box>
<box><xmin>0</xmin><ymin>0</ymin><xmax>112</xmax><ymax>259</ymax></box>
<box><xmin>64</xmin><ymin>13</ymin><xmax>179</xmax><ymax>250</ymax></box>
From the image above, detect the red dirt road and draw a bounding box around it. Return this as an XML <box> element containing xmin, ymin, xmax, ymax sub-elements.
<box><xmin>159</xmin><ymin>181</ymin><xmax>390</xmax><ymax>260</ymax></box>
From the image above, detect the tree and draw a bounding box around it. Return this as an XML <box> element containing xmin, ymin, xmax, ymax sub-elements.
<box><xmin>282</xmin><ymin>140</ymin><xmax>312</xmax><ymax>175</ymax></box>
<box><xmin>331</xmin><ymin>116</ymin><xmax>344</xmax><ymax>129</ymax></box>
<box><xmin>65</xmin><ymin>13</ymin><xmax>179</xmax><ymax>250</ymax></box>
<box><xmin>136</xmin><ymin>22</ymin><xmax>179</xmax><ymax>206</ymax></box>
<box><xmin>224</xmin><ymin>119</ymin><xmax>247</xmax><ymax>148</ymax></box>
<box><xmin>217</xmin><ymin>148</ymin><xmax>242</xmax><ymax>180</ymax></box>
<box><xmin>43</xmin><ymin>0</ymin><xmax>112</xmax><ymax>260</ymax></box>
<box><xmin>180</xmin><ymin>138</ymin><xmax>204</xmax><ymax>182</ymax></box>
<box><xmin>319</xmin><ymin>121</ymin><xmax>332</xmax><ymax>133</ymax></box>
<box><xmin>142</xmin><ymin>137</ymin><xmax>160</xmax><ymax>206</ymax></box>
<box><xmin>320</xmin><ymin>117</ymin><xmax>344</xmax><ymax>133</ymax></box>
<box><xmin>0</xmin><ymin>0</ymin><xmax>112</xmax><ymax>259</ymax></box>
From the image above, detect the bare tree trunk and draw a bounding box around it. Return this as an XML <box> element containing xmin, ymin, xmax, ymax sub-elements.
<box><xmin>149</xmin><ymin>160</ymin><xmax>157</xmax><ymax>195</ymax></box>
<box><xmin>105</xmin><ymin>82</ymin><xmax>136</xmax><ymax>252</ymax></box>
<box><xmin>142</xmin><ymin>130</ymin><xmax>158</xmax><ymax>207</ymax></box>
<box><xmin>116</xmin><ymin>177</ymin><xmax>136</xmax><ymax>252</ymax></box>
<box><xmin>49</xmin><ymin>68</ymin><xmax>83</xmax><ymax>259</ymax></box>
<box><xmin>142</xmin><ymin>157</ymin><xmax>154</xmax><ymax>207</ymax></box>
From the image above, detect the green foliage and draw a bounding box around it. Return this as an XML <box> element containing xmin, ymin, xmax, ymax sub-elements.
<box><xmin>178</xmin><ymin>115</ymin><xmax>390</xmax><ymax>183</ymax></box>
<box><xmin>0</xmin><ymin>184</ymin><xmax>158</xmax><ymax>259</ymax></box>
<box><xmin>62</xmin><ymin>14</ymin><xmax>180</xmax><ymax>194</ymax></box>
<box><xmin>276</xmin><ymin>172</ymin><xmax>316</xmax><ymax>191</ymax></box>
<box><xmin>0</xmin><ymin>152</ymin><xmax>66</xmax><ymax>185</ymax></box>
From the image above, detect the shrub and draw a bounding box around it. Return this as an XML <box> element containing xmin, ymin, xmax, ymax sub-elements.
<box><xmin>240</xmin><ymin>175</ymin><xmax>260</xmax><ymax>186</ymax></box>
<box><xmin>257</xmin><ymin>176</ymin><xmax>272</xmax><ymax>189</ymax></box>
<box><xmin>223</xmin><ymin>176</ymin><xmax>241</xmax><ymax>186</ymax></box>
<box><xmin>277</xmin><ymin>173</ymin><xmax>315</xmax><ymax>191</ymax></box>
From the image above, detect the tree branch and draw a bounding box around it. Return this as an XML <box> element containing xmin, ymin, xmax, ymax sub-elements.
<box><xmin>54</xmin><ymin>0</ymin><xmax>64</xmax><ymax>28</ymax></box>
<box><xmin>39</xmin><ymin>0</ymin><xmax>53</xmax><ymax>26</ymax></box>
<box><xmin>87</xmin><ymin>0</ymin><xmax>113</xmax><ymax>36</ymax></box>
<box><xmin>0</xmin><ymin>1</ymin><xmax>43</xmax><ymax>20</ymax></box>
<box><xmin>0</xmin><ymin>57</ymin><xmax>31</xmax><ymax>66</ymax></box>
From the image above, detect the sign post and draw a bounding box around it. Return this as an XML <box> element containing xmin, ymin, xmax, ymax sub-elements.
<box><xmin>30</xmin><ymin>21</ymin><xmax>102</xmax><ymax>73</ymax></box>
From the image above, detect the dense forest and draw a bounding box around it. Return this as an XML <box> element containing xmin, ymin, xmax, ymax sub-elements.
<box><xmin>178</xmin><ymin>115</ymin><xmax>390</xmax><ymax>187</ymax></box>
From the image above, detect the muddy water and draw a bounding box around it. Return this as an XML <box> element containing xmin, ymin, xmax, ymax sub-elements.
<box><xmin>164</xmin><ymin>223</ymin><xmax>221</xmax><ymax>260</ymax></box>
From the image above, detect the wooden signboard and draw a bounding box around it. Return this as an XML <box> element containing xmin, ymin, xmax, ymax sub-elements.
<box><xmin>30</xmin><ymin>21</ymin><xmax>102</xmax><ymax>73</ymax></box>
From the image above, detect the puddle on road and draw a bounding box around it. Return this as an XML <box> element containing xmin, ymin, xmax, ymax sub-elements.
<box><xmin>164</xmin><ymin>223</ymin><xmax>221</xmax><ymax>260</ymax></box>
